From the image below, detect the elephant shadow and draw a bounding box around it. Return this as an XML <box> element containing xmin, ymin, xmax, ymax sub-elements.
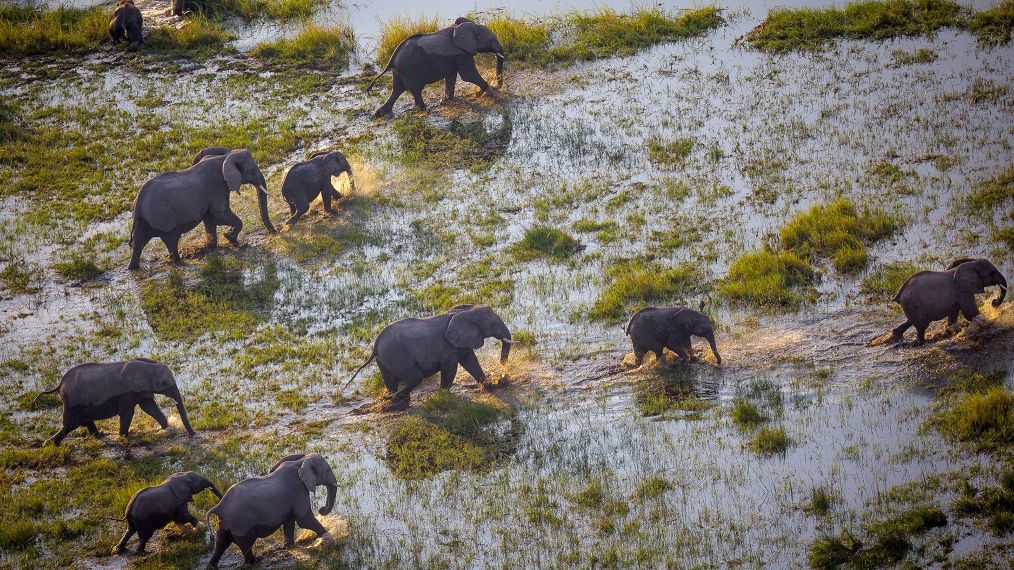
<box><xmin>633</xmin><ymin>362</ymin><xmax>718</xmax><ymax>420</ymax></box>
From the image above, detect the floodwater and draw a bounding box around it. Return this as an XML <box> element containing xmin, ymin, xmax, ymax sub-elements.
<box><xmin>2</xmin><ymin>0</ymin><xmax>1013</xmax><ymax>568</ymax></box>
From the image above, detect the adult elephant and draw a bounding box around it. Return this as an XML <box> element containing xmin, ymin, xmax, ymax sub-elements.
<box><xmin>34</xmin><ymin>358</ymin><xmax>196</xmax><ymax>446</ymax></box>
<box><xmin>367</xmin><ymin>17</ymin><xmax>505</xmax><ymax>118</ymax></box>
<box><xmin>207</xmin><ymin>453</ymin><xmax>337</xmax><ymax>568</ymax></box>
<box><xmin>625</xmin><ymin>307</ymin><xmax>721</xmax><ymax>366</ymax></box>
<box><xmin>128</xmin><ymin>148</ymin><xmax>271</xmax><ymax>270</ymax></box>
<box><xmin>278</xmin><ymin>150</ymin><xmax>355</xmax><ymax>231</ymax></box>
<box><xmin>891</xmin><ymin>257</ymin><xmax>1007</xmax><ymax>343</ymax></box>
<box><xmin>347</xmin><ymin>304</ymin><xmax>514</xmax><ymax>410</ymax></box>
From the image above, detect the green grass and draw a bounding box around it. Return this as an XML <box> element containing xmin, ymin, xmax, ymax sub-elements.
<box><xmin>190</xmin><ymin>400</ymin><xmax>251</xmax><ymax>431</ymax></box>
<box><xmin>590</xmin><ymin>260</ymin><xmax>710</xmax><ymax>323</ymax></box>
<box><xmin>0</xmin><ymin>446</ymin><xmax>73</xmax><ymax>470</ymax></box>
<box><xmin>391</xmin><ymin>115</ymin><xmax>511</xmax><ymax>171</ymax></box>
<box><xmin>731</xmin><ymin>399</ymin><xmax>767</xmax><ymax>431</ymax></box>
<box><xmin>145</xmin><ymin>17</ymin><xmax>236</xmax><ymax>58</ymax></box>
<box><xmin>965</xmin><ymin>165</ymin><xmax>1013</xmax><ymax>218</ymax></box>
<box><xmin>746</xmin><ymin>0</ymin><xmax>965</xmax><ymax>52</ymax></box>
<box><xmin>0</xmin><ymin>4</ymin><xmax>109</xmax><ymax>56</ymax></box>
<box><xmin>182</xmin><ymin>0</ymin><xmax>328</xmax><ymax>21</ymax></box>
<box><xmin>718</xmin><ymin>249</ymin><xmax>816</xmax><ymax>308</ymax></box>
<box><xmin>807</xmin><ymin>486</ymin><xmax>835</xmax><ymax>516</ymax></box>
<box><xmin>890</xmin><ymin>46</ymin><xmax>938</xmax><ymax>64</ymax></box>
<box><xmin>861</xmin><ymin>261</ymin><xmax>923</xmax><ymax>297</ymax></box>
<box><xmin>809</xmin><ymin>505</ymin><xmax>947</xmax><ymax>568</ymax></box>
<box><xmin>968</xmin><ymin>0</ymin><xmax>1014</xmax><ymax>45</ymax></box>
<box><xmin>376</xmin><ymin>15</ymin><xmax>439</xmax><ymax>65</ymax></box>
<box><xmin>0</xmin><ymin>259</ymin><xmax>41</xmax><ymax>295</ymax></box>
<box><xmin>635</xmin><ymin>365</ymin><xmax>712</xmax><ymax>419</ymax></box>
<box><xmin>779</xmin><ymin>198</ymin><xmax>899</xmax><ymax>274</ymax></box>
<box><xmin>512</xmin><ymin>226</ymin><xmax>583</xmax><ymax>261</ymax></box>
<box><xmin>932</xmin><ymin>386</ymin><xmax>1014</xmax><ymax>452</ymax></box>
<box><xmin>633</xmin><ymin>475</ymin><xmax>672</xmax><ymax>500</ymax></box>
<box><xmin>646</xmin><ymin>135</ymin><xmax>694</xmax><ymax>167</ymax></box>
<box><xmin>749</xmin><ymin>426</ymin><xmax>791</xmax><ymax>454</ymax></box>
<box><xmin>252</xmin><ymin>23</ymin><xmax>355</xmax><ymax>67</ymax></box>
<box><xmin>484</xmin><ymin>13</ymin><xmax>551</xmax><ymax>62</ymax></box>
<box><xmin>809</xmin><ymin>531</ymin><xmax>862</xmax><ymax>569</ymax></box>
<box><xmin>954</xmin><ymin>467</ymin><xmax>1014</xmax><ymax>536</ymax></box>
<box><xmin>52</xmin><ymin>252</ymin><xmax>103</xmax><ymax>282</ymax></box>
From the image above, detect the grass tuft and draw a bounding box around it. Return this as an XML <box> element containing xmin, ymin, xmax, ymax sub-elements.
<box><xmin>954</xmin><ymin>467</ymin><xmax>1014</xmax><ymax>536</ymax></box>
<box><xmin>512</xmin><ymin>226</ymin><xmax>583</xmax><ymax>261</ymax></box>
<box><xmin>52</xmin><ymin>252</ymin><xmax>103</xmax><ymax>282</ymax></box>
<box><xmin>0</xmin><ymin>4</ymin><xmax>109</xmax><ymax>56</ymax></box>
<box><xmin>968</xmin><ymin>0</ymin><xmax>1014</xmax><ymax>45</ymax></box>
<box><xmin>646</xmin><ymin>135</ymin><xmax>695</xmax><ymax>168</ymax></box>
<box><xmin>252</xmin><ymin>23</ymin><xmax>355</xmax><ymax>67</ymax></box>
<box><xmin>861</xmin><ymin>261</ymin><xmax>923</xmax><ymax>298</ymax></box>
<box><xmin>965</xmin><ymin>165</ymin><xmax>1013</xmax><ymax>218</ymax></box>
<box><xmin>779</xmin><ymin>197</ymin><xmax>899</xmax><ymax>274</ymax></box>
<box><xmin>145</xmin><ymin>17</ymin><xmax>235</xmax><ymax>58</ymax></box>
<box><xmin>718</xmin><ymin>250</ymin><xmax>816</xmax><ymax>307</ymax></box>
<box><xmin>746</xmin><ymin>0</ymin><xmax>965</xmax><ymax>52</ymax></box>
<box><xmin>376</xmin><ymin>15</ymin><xmax>439</xmax><ymax>64</ymax></box>
<box><xmin>590</xmin><ymin>260</ymin><xmax>710</xmax><ymax>323</ymax></box>
<box><xmin>931</xmin><ymin>386</ymin><xmax>1014</xmax><ymax>452</ymax></box>
<box><xmin>749</xmin><ymin>426</ymin><xmax>791</xmax><ymax>454</ymax></box>
<box><xmin>184</xmin><ymin>0</ymin><xmax>328</xmax><ymax>22</ymax></box>
<box><xmin>731</xmin><ymin>399</ymin><xmax>767</xmax><ymax>430</ymax></box>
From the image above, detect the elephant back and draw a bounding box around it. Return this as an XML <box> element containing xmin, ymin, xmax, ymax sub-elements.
<box><xmin>61</xmin><ymin>362</ymin><xmax>137</xmax><ymax>408</ymax></box>
<box><xmin>216</xmin><ymin>473</ymin><xmax>297</xmax><ymax>537</ymax></box>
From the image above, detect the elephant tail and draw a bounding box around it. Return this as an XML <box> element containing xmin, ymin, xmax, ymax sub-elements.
<box><xmin>366</xmin><ymin>37</ymin><xmax>412</xmax><ymax>92</ymax></box>
<box><xmin>206</xmin><ymin>509</ymin><xmax>218</xmax><ymax>548</ymax></box>
<box><xmin>341</xmin><ymin>350</ymin><xmax>376</xmax><ymax>390</ymax></box>
<box><xmin>31</xmin><ymin>378</ymin><xmax>64</xmax><ymax>407</ymax></box>
<box><xmin>104</xmin><ymin>515</ymin><xmax>127</xmax><ymax>522</ymax></box>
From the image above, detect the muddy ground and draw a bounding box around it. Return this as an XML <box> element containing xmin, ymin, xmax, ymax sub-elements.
<box><xmin>1</xmin><ymin>0</ymin><xmax>1013</xmax><ymax>568</ymax></box>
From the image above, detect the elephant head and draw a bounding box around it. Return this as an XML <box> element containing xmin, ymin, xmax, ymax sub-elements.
<box><xmin>452</xmin><ymin>18</ymin><xmax>505</xmax><ymax>82</ymax></box>
<box><xmin>950</xmin><ymin>258</ymin><xmax>1007</xmax><ymax>307</ymax></box>
<box><xmin>120</xmin><ymin>359</ymin><xmax>196</xmax><ymax>435</ymax></box>
<box><xmin>681</xmin><ymin>310</ymin><xmax>721</xmax><ymax>365</ymax></box>
<box><xmin>166</xmin><ymin>471</ymin><xmax>222</xmax><ymax>502</ymax></box>
<box><xmin>312</xmin><ymin>151</ymin><xmax>355</xmax><ymax>195</ymax></box>
<box><xmin>445</xmin><ymin>304</ymin><xmax>513</xmax><ymax>364</ymax></box>
<box><xmin>220</xmin><ymin>149</ymin><xmax>273</xmax><ymax>234</ymax></box>
<box><xmin>268</xmin><ymin>453</ymin><xmax>338</xmax><ymax>515</ymax></box>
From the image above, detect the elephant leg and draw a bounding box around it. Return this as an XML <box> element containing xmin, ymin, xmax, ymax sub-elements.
<box><xmin>439</xmin><ymin>360</ymin><xmax>458</xmax><ymax>389</ymax></box>
<box><xmin>118</xmin><ymin>405</ymin><xmax>136</xmax><ymax>437</ymax></box>
<box><xmin>162</xmin><ymin>233</ymin><xmax>182</xmax><ymax>265</ymax></box>
<box><xmin>915</xmin><ymin>324</ymin><xmax>928</xmax><ymax>345</ymax></box>
<box><xmin>321</xmin><ymin>188</ymin><xmax>338</xmax><ymax>215</ymax></box>
<box><xmin>138</xmin><ymin>398</ymin><xmax>169</xmax><ymax>430</ymax></box>
<box><xmin>175</xmin><ymin>505</ymin><xmax>199</xmax><ymax>527</ymax></box>
<box><xmin>203</xmin><ymin>218</ymin><xmax>219</xmax><ymax>248</ymax></box>
<box><xmin>208</xmin><ymin>529</ymin><xmax>232</xmax><ymax>568</ymax></box>
<box><xmin>283</xmin><ymin>519</ymin><xmax>295</xmax><ymax>547</ymax></box>
<box><xmin>283</xmin><ymin>197</ymin><xmax>310</xmax><ymax>228</ymax></box>
<box><xmin>212</xmin><ymin>210</ymin><xmax>243</xmax><ymax>244</ymax></box>
<box><xmin>390</xmin><ymin>369</ymin><xmax>425</xmax><ymax>403</ymax></box>
<box><xmin>113</xmin><ymin>526</ymin><xmax>134</xmax><ymax>554</ymax></box>
<box><xmin>86</xmin><ymin>421</ymin><xmax>103</xmax><ymax>438</ymax></box>
<box><xmin>958</xmin><ymin>296</ymin><xmax>980</xmax><ymax>322</ymax></box>
<box><xmin>135</xmin><ymin>528</ymin><xmax>154</xmax><ymax>554</ymax></box>
<box><xmin>947</xmin><ymin>310</ymin><xmax>959</xmax><ymax>326</ymax></box>
<box><xmin>891</xmin><ymin>320</ymin><xmax>911</xmax><ymax>340</ymax></box>
<box><xmin>295</xmin><ymin>511</ymin><xmax>328</xmax><ymax>538</ymax></box>
<box><xmin>444</xmin><ymin>72</ymin><xmax>457</xmax><ymax>100</ymax></box>
<box><xmin>234</xmin><ymin>534</ymin><xmax>258</xmax><ymax>564</ymax></box>
<box><xmin>374</xmin><ymin>76</ymin><xmax>406</xmax><ymax>117</ymax></box>
<box><xmin>457</xmin><ymin>59</ymin><xmax>491</xmax><ymax>95</ymax></box>
<box><xmin>459</xmin><ymin>349</ymin><xmax>489</xmax><ymax>386</ymax></box>
<box><xmin>410</xmin><ymin>88</ymin><xmax>427</xmax><ymax>111</ymax></box>
<box><xmin>128</xmin><ymin>225</ymin><xmax>153</xmax><ymax>270</ymax></box>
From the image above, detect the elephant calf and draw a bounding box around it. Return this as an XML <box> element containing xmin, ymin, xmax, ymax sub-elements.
<box><xmin>35</xmin><ymin>358</ymin><xmax>196</xmax><ymax>446</ymax></box>
<box><xmin>347</xmin><ymin>304</ymin><xmax>514</xmax><ymax>410</ymax></box>
<box><xmin>626</xmin><ymin>307</ymin><xmax>721</xmax><ymax>366</ymax></box>
<box><xmin>892</xmin><ymin>257</ymin><xmax>1007</xmax><ymax>343</ymax></box>
<box><xmin>278</xmin><ymin>150</ymin><xmax>355</xmax><ymax>231</ymax></box>
<box><xmin>113</xmin><ymin>472</ymin><xmax>221</xmax><ymax>555</ymax></box>
<box><xmin>207</xmin><ymin>453</ymin><xmax>337</xmax><ymax>568</ymax></box>
<box><xmin>109</xmin><ymin>0</ymin><xmax>143</xmax><ymax>52</ymax></box>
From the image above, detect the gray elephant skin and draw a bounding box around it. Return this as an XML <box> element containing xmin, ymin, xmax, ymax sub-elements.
<box><xmin>128</xmin><ymin>147</ymin><xmax>270</xmax><ymax>270</ymax></box>
<box><xmin>626</xmin><ymin>307</ymin><xmax>721</xmax><ymax>366</ymax></box>
<box><xmin>112</xmin><ymin>471</ymin><xmax>221</xmax><ymax>555</ymax></box>
<box><xmin>109</xmin><ymin>0</ymin><xmax>143</xmax><ymax>52</ymax></box>
<box><xmin>368</xmin><ymin>17</ymin><xmax>505</xmax><ymax>118</ymax></box>
<box><xmin>892</xmin><ymin>257</ymin><xmax>1007</xmax><ymax>343</ymax></box>
<box><xmin>206</xmin><ymin>453</ymin><xmax>337</xmax><ymax>568</ymax></box>
<box><xmin>36</xmin><ymin>358</ymin><xmax>195</xmax><ymax>446</ymax></box>
<box><xmin>278</xmin><ymin>151</ymin><xmax>355</xmax><ymax>230</ymax></box>
<box><xmin>348</xmin><ymin>304</ymin><xmax>513</xmax><ymax>409</ymax></box>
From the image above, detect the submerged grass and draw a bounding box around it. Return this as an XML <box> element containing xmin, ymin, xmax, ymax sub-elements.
<box><xmin>635</xmin><ymin>365</ymin><xmax>712</xmax><ymax>419</ymax></box>
<box><xmin>589</xmin><ymin>260</ymin><xmax>710</xmax><ymax>323</ymax></box>
<box><xmin>809</xmin><ymin>505</ymin><xmax>947</xmax><ymax>568</ymax></box>
<box><xmin>780</xmin><ymin>198</ymin><xmax>899</xmax><ymax>274</ymax></box>
<box><xmin>252</xmin><ymin>23</ymin><xmax>355</xmax><ymax>67</ymax></box>
<box><xmin>0</xmin><ymin>4</ymin><xmax>109</xmax><ymax>56</ymax></box>
<box><xmin>718</xmin><ymin>250</ymin><xmax>816</xmax><ymax>308</ymax></box>
<box><xmin>749</xmin><ymin>426</ymin><xmax>791</xmax><ymax>454</ymax></box>
<box><xmin>965</xmin><ymin>165</ymin><xmax>1013</xmax><ymax>219</ymax></box>
<box><xmin>746</xmin><ymin>0</ymin><xmax>965</xmax><ymax>52</ymax></box>
<box><xmin>968</xmin><ymin>0</ymin><xmax>1014</xmax><ymax>45</ymax></box>
<box><xmin>954</xmin><ymin>467</ymin><xmax>1014</xmax><ymax>536</ymax></box>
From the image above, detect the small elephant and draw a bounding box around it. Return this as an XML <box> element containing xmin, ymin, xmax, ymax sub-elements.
<box><xmin>347</xmin><ymin>304</ymin><xmax>514</xmax><ymax>409</ymax></box>
<box><xmin>109</xmin><ymin>0</ymin><xmax>143</xmax><ymax>52</ymax></box>
<box><xmin>278</xmin><ymin>150</ymin><xmax>355</xmax><ymax>231</ymax></box>
<box><xmin>367</xmin><ymin>17</ymin><xmax>505</xmax><ymax>118</ymax></box>
<box><xmin>626</xmin><ymin>307</ymin><xmax>721</xmax><ymax>366</ymax></box>
<box><xmin>891</xmin><ymin>257</ymin><xmax>1007</xmax><ymax>343</ymax></box>
<box><xmin>35</xmin><ymin>358</ymin><xmax>196</xmax><ymax>446</ymax></box>
<box><xmin>112</xmin><ymin>471</ymin><xmax>222</xmax><ymax>555</ymax></box>
<box><xmin>172</xmin><ymin>0</ymin><xmax>205</xmax><ymax>17</ymax></box>
<box><xmin>128</xmin><ymin>148</ymin><xmax>271</xmax><ymax>270</ymax></box>
<box><xmin>207</xmin><ymin>453</ymin><xmax>338</xmax><ymax>568</ymax></box>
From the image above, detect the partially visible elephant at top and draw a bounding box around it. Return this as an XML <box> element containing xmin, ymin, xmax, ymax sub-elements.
<box><xmin>276</xmin><ymin>150</ymin><xmax>355</xmax><ymax>231</ymax></box>
<box><xmin>109</xmin><ymin>0</ymin><xmax>143</xmax><ymax>52</ymax></box>
<box><xmin>625</xmin><ymin>306</ymin><xmax>721</xmax><ymax>366</ymax></box>
<box><xmin>128</xmin><ymin>147</ymin><xmax>271</xmax><ymax>270</ymax></box>
<box><xmin>891</xmin><ymin>257</ymin><xmax>1007</xmax><ymax>344</ymax></box>
<box><xmin>206</xmin><ymin>453</ymin><xmax>337</xmax><ymax>568</ymax></box>
<box><xmin>347</xmin><ymin>304</ymin><xmax>514</xmax><ymax>410</ymax></box>
<box><xmin>34</xmin><ymin>358</ymin><xmax>196</xmax><ymax>446</ymax></box>
<box><xmin>367</xmin><ymin>17</ymin><xmax>505</xmax><ymax>118</ymax></box>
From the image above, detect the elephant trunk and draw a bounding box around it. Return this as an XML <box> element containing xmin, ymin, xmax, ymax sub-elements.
<box><xmin>206</xmin><ymin>481</ymin><xmax>223</xmax><ymax>499</ymax></box>
<box><xmin>499</xmin><ymin>334</ymin><xmax>513</xmax><ymax>364</ymax></box>
<box><xmin>993</xmin><ymin>271</ymin><xmax>1007</xmax><ymax>307</ymax></box>
<box><xmin>319</xmin><ymin>483</ymin><xmax>337</xmax><ymax>516</ymax></box>
<box><xmin>168</xmin><ymin>387</ymin><xmax>196</xmax><ymax>435</ymax></box>
<box><xmin>705</xmin><ymin>331</ymin><xmax>721</xmax><ymax>366</ymax></box>
<box><xmin>494</xmin><ymin>51</ymin><xmax>504</xmax><ymax>83</ymax></box>
<box><xmin>345</xmin><ymin>167</ymin><xmax>355</xmax><ymax>195</ymax></box>
<box><xmin>257</xmin><ymin>184</ymin><xmax>276</xmax><ymax>234</ymax></box>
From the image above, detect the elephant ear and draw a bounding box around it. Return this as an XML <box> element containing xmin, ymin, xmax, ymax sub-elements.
<box><xmin>166</xmin><ymin>473</ymin><xmax>193</xmax><ymax>503</ymax></box>
<box><xmin>954</xmin><ymin>263</ymin><xmax>986</xmax><ymax>294</ymax></box>
<box><xmin>417</xmin><ymin>28</ymin><xmax>466</xmax><ymax>56</ymax></box>
<box><xmin>297</xmin><ymin>454</ymin><xmax>324</xmax><ymax>492</ymax></box>
<box><xmin>223</xmin><ymin>150</ymin><xmax>251</xmax><ymax>194</ymax></box>
<box><xmin>452</xmin><ymin>21</ymin><xmax>480</xmax><ymax>55</ymax></box>
<box><xmin>446</xmin><ymin>306</ymin><xmax>484</xmax><ymax>349</ymax></box>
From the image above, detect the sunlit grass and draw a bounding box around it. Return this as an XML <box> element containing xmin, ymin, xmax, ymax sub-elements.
<box><xmin>512</xmin><ymin>226</ymin><xmax>583</xmax><ymax>261</ymax></box>
<box><xmin>376</xmin><ymin>15</ymin><xmax>439</xmax><ymax>64</ymax></box>
<box><xmin>718</xmin><ymin>250</ymin><xmax>816</xmax><ymax>307</ymax></box>
<box><xmin>968</xmin><ymin>0</ymin><xmax>1014</xmax><ymax>45</ymax></box>
<box><xmin>780</xmin><ymin>197</ymin><xmax>899</xmax><ymax>274</ymax></box>
<box><xmin>145</xmin><ymin>17</ymin><xmax>236</xmax><ymax>57</ymax></box>
<box><xmin>589</xmin><ymin>260</ymin><xmax>710</xmax><ymax>323</ymax></box>
<box><xmin>185</xmin><ymin>0</ymin><xmax>328</xmax><ymax>21</ymax></box>
<box><xmin>0</xmin><ymin>4</ymin><xmax>108</xmax><ymax>56</ymax></box>
<box><xmin>252</xmin><ymin>23</ymin><xmax>355</xmax><ymax>67</ymax></box>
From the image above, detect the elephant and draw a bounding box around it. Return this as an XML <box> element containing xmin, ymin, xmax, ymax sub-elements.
<box><xmin>277</xmin><ymin>150</ymin><xmax>355</xmax><ymax>231</ymax></box>
<box><xmin>112</xmin><ymin>471</ymin><xmax>222</xmax><ymax>555</ymax></box>
<box><xmin>891</xmin><ymin>257</ymin><xmax>1007</xmax><ymax>343</ymax></box>
<box><xmin>172</xmin><ymin>0</ymin><xmax>206</xmax><ymax>17</ymax></box>
<box><xmin>128</xmin><ymin>148</ymin><xmax>271</xmax><ymax>270</ymax></box>
<box><xmin>625</xmin><ymin>307</ymin><xmax>721</xmax><ymax>366</ymax></box>
<box><xmin>347</xmin><ymin>304</ymin><xmax>514</xmax><ymax>409</ymax></box>
<box><xmin>109</xmin><ymin>0</ymin><xmax>143</xmax><ymax>52</ymax></box>
<box><xmin>206</xmin><ymin>453</ymin><xmax>337</xmax><ymax>568</ymax></box>
<box><xmin>367</xmin><ymin>17</ymin><xmax>505</xmax><ymax>118</ymax></box>
<box><xmin>35</xmin><ymin>358</ymin><xmax>196</xmax><ymax>446</ymax></box>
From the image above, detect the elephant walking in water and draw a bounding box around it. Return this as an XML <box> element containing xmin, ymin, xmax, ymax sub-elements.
<box><xmin>891</xmin><ymin>257</ymin><xmax>1007</xmax><ymax>343</ymax></box>
<box><xmin>278</xmin><ymin>150</ymin><xmax>355</xmax><ymax>231</ymax></box>
<box><xmin>626</xmin><ymin>307</ymin><xmax>721</xmax><ymax>366</ymax></box>
<box><xmin>347</xmin><ymin>304</ymin><xmax>514</xmax><ymax>410</ymax></box>
<box><xmin>128</xmin><ymin>147</ymin><xmax>271</xmax><ymax>270</ymax></box>
<box><xmin>367</xmin><ymin>17</ymin><xmax>505</xmax><ymax>118</ymax></box>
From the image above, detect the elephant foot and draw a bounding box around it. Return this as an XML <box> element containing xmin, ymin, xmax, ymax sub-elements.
<box><xmin>381</xmin><ymin>397</ymin><xmax>410</xmax><ymax>412</ymax></box>
<box><xmin>224</xmin><ymin>234</ymin><xmax>240</xmax><ymax>246</ymax></box>
<box><xmin>320</xmin><ymin>531</ymin><xmax>336</xmax><ymax>545</ymax></box>
<box><xmin>373</xmin><ymin>108</ymin><xmax>392</xmax><ymax>119</ymax></box>
<box><xmin>112</xmin><ymin>545</ymin><xmax>126</xmax><ymax>555</ymax></box>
